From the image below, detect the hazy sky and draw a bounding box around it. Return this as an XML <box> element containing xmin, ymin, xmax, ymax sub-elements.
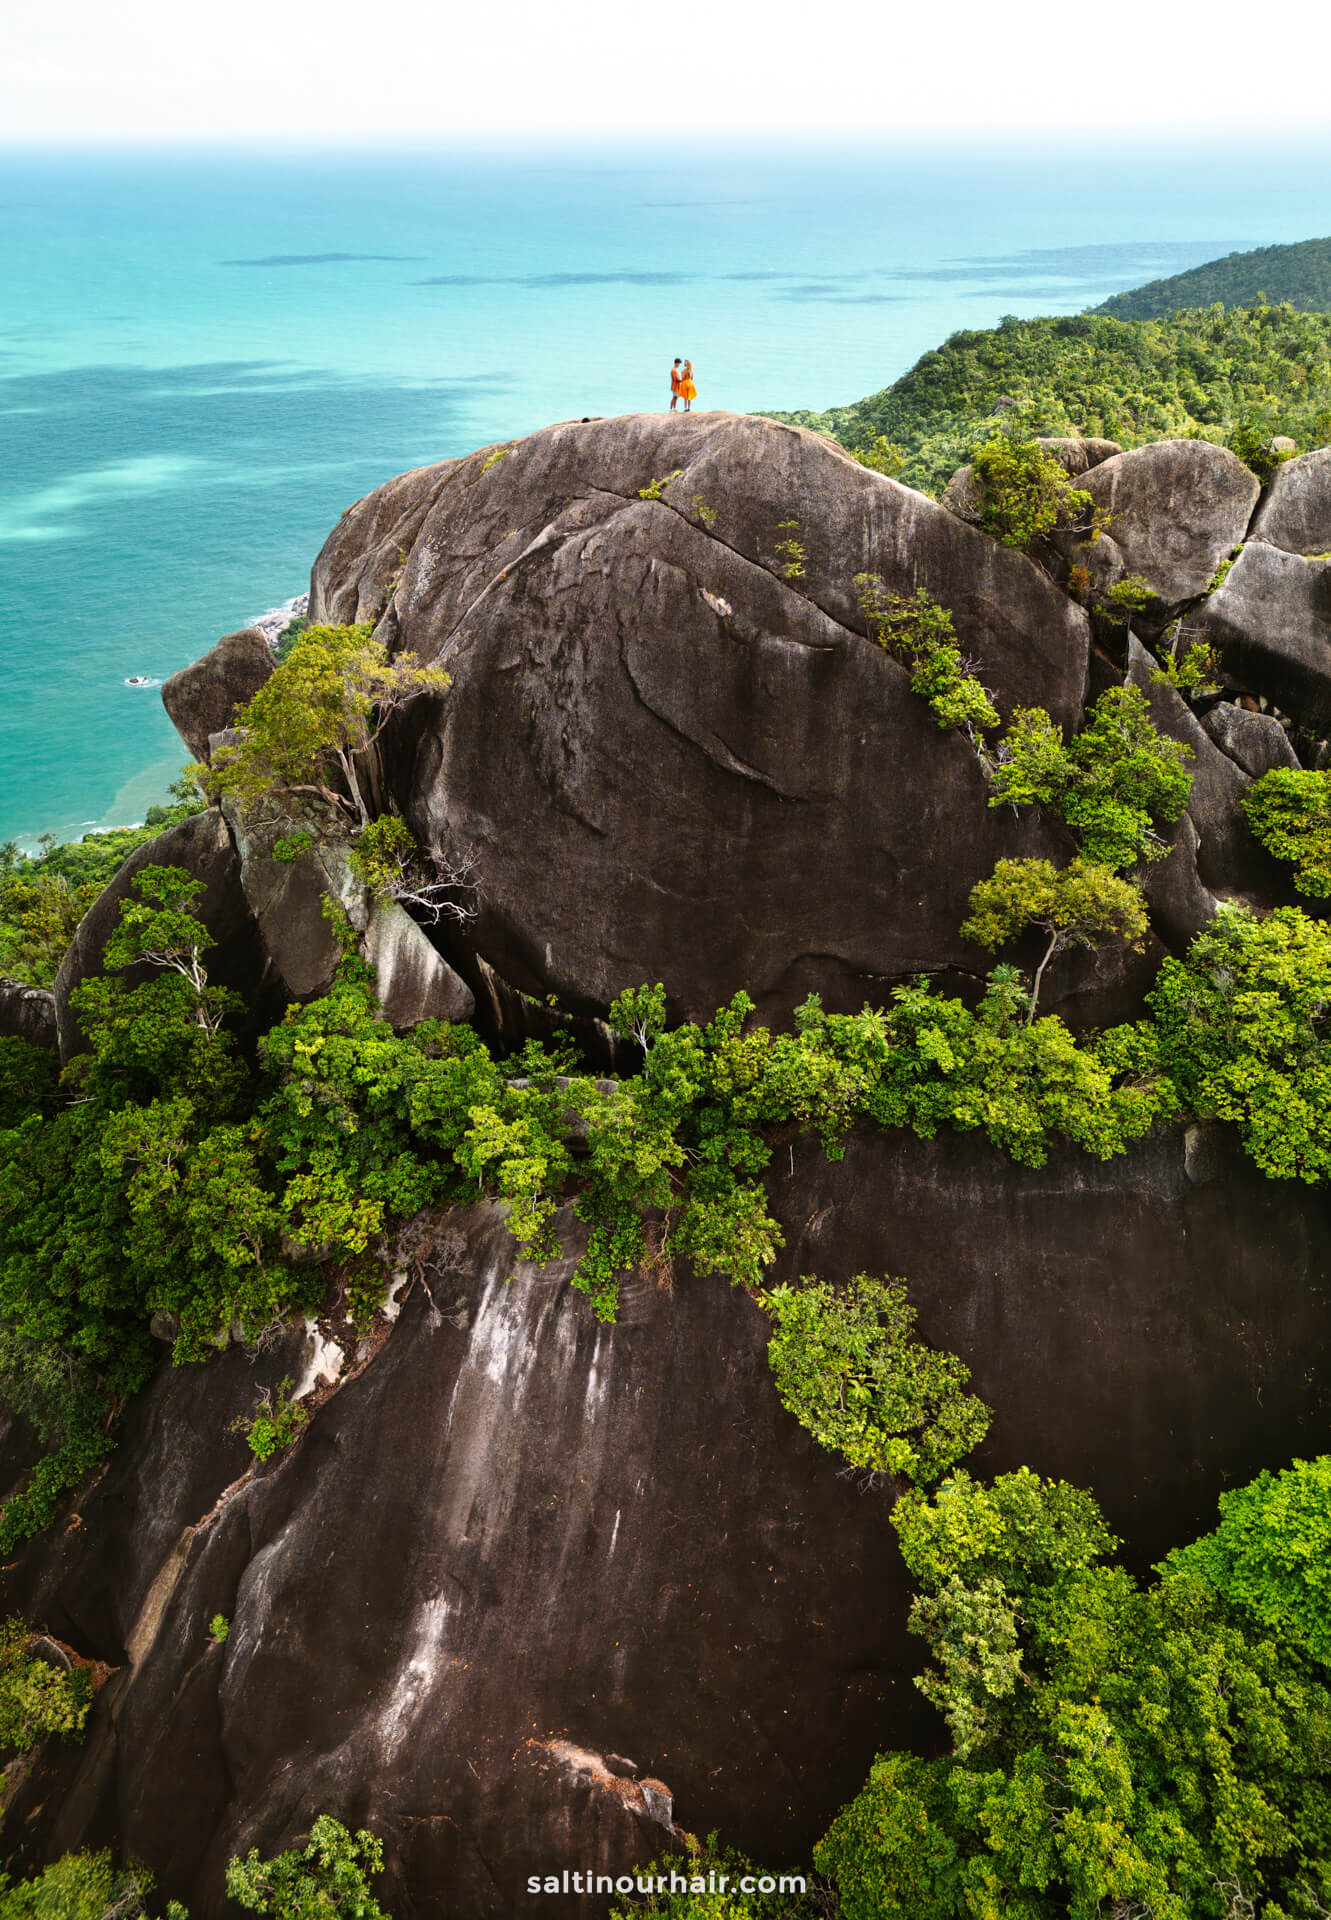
<box><xmin>5</xmin><ymin>0</ymin><xmax>1324</xmax><ymax>142</ymax></box>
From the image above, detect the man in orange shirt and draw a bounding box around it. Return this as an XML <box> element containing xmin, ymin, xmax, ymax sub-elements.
<box><xmin>669</xmin><ymin>359</ymin><xmax>682</xmax><ymax>411</ymax></box>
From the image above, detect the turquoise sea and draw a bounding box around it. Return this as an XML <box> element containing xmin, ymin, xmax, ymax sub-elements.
<box><xmin>2</xmin><ymin>139</ymin><xmax>1330</xmax><ymax>846</ymax></box>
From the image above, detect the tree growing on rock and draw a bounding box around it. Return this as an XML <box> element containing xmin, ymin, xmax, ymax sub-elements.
<box><xmin>346</xmin><ymin>814</ymin><xmax>478</xmax><ymax>924</ymax></box>
<box><xmin>968</xmin><ymin>421</ymin><xmax>1107</xmax><ymax>550</ymax></box>
<box><xmin>205</xmin><ymin>624</ymin><xmax>449</xmax><ymax>830</ymax></box>
<box><xmin>990</xmin><ymin>685</ymin><xmax>1193</xmax><ymax>871</ymax></box>
<box><xmin>961</xmin><ymin>858</ymin><xmax>1149</xmax><ymax>1019</ymax></box>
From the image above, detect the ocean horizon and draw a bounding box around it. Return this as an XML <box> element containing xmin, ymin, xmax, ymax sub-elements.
<box><xmin>3</xmin><ymin>136</ymin><xmax>1330</xmax><ymax>848</ymax></box>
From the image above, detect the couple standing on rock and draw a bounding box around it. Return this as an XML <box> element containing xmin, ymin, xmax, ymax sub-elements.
<box><xmin>669</xmin><ymin>358</ymin><xmax>697</xmax><ymax>411</ymax></box>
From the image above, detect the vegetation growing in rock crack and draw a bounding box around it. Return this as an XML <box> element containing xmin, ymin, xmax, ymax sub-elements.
<box><xmin>967</xmin><ymin>422</ymin><xmax>1106</xmax><ymax>550</ymax></box>
<box><xmin>853</xmin><ymin>578</ymin><xmax>999</xmax><ymax>744</ymax></box>
<box><xmin>232</xmin><ymin>1375</ymin><xmax>308</xmax><ymax>1460</ymax></box>
<box><xmin>1243</xmin><ymin>768</ymin><xmax>1331</xmax><ymax>896</ymax></box>
<box><xmin>0</xmin><ymin>1616</ymin><xmax>93</xmax><ymax>1751</ymax></box>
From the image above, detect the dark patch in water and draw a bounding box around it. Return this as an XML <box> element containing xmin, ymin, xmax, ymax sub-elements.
<box><xmin>221</xmin><ymin>252</ymin><xmax>426</xmax><ymax>267</ymax></box>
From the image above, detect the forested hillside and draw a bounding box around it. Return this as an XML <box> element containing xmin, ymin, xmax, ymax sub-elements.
<box><xmin>1096</xmin><ymin>235</ymin><xmax>1331</xmax><ymax>320</ymax></box>
<box><xmin>771</xmin><ymin>303</ymin><xmax>1331</xmax><ymax>493</ymax></box>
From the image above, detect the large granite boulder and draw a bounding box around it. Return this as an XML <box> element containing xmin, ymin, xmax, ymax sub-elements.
<box><xmin>162</xmin><ymin>629</ymin><xmax>276</xmax><ymax>765</ymax></box>
<box><xmin>52</xmin><ymin>809</ymin><xmax>281</xmax><ymax>1063</ymax></box>
<box><xmin>1251</xmin><ymin>446</ymin><xmax>1331</xmax><ymax>556</ymax></box>
<box><xmin>5</xmin><ymin>1120</ymin><xmax>1329</xmax><ymax>1913</ymax></box>
<box><xmin>313</xmin><ymin>413</ymin><xmax>1097</xmax><ymax>1024</ymax></box>
<box><xmin>1191</xmin><ymin>541</ymin><xmax>1331</xmax><ymax>734</ymax></box>
<box><xmin>1049</xmin><ymin>440</ymin><xmax>1260</xmax><ymax>615</ymax></box>
<box><xmin>1199</xmin><ymin>700</ymin><xmax>1301</xmax><ymax>778</ymax></box>
<box><xmin>0</xmin><ymin>980</ymin><xmax>57</xmax><ymax>1051</ymax></box>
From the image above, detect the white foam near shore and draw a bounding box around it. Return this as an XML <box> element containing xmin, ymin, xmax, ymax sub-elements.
<box><xmin>246</xmin><ymin>592</ymin><xmax>309</xmax><ymax>650</ymax></box>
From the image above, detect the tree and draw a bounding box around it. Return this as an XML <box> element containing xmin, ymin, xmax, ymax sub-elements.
<box><xmin>760</xmin><ymin>1274</ymin><xmax>990</xmax><ymax>1486</ymax></box>
<box><xmin>1243</xmin><ymin>767</ymin><xmax>1331</xmax><ymax>897</ymax></box>
<box><xmin>102</xmin><ymin>864</ymin><xmax>228</xmax><ymax>1032</ymax></box>
<box><xmin>206</xmin><ymin>624</ymin><xmax>449</xmax><ymax>829</ymax></box>
<box><xmin>989</xmin><ymin>686</ymin><xmax>1193</xmax><ymax>872</ymax></box>
<box><xmin>346</xmin><ymin>814</ymin><xmax>478</xmax><ymax>924</ymax></box>
<box><xmin>1161</xmin><ymin>1455</ymin><xmax>1331</xmax><ymax>1666</ymax></box>
<box><xmin>1147</xmin><ymin>902</ymin><xmax>1331</xmax><ymax>1183</ymax></box>
<box><xmin>961</xmin><ymin>858</ymin><xmax>1148</xmax><ymax>1019</ymax></box>
<box><xmin>816</xmin><ymin>1464</ymin><xmax>1331</xmax><ymax>1920</ymax></box>
<box><xmin>225</xmin><ymin>1814</ymin><xmax>389</xmax><ymax>1919</ymax></box>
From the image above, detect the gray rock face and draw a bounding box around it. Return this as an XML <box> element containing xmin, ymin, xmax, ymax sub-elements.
<box><xmin>219</xmin><ymin>794</ymin><xmax>474</xmax><ymax>1027</ymax></box>
<box><xmin>1199</xmin><ymin>700</ymin><xmax>1301</xmax><ymax>778</ymax></box>
<box><xmin>162</xmin><ymin>629</ymin><xmax>275</xmax><ymax>764</ymax></box>
<box><xmin>1050</xmin><ymin>440</ymin><xmax>1260</xmax><ymax>614</ymax></box>
<box><xmin>1191</xmin><ymin>541</ymin><xmax>1331</xmax><ymax>734</ymax></box>
<box><xmin>0</xmin><ymin>980</ymin><xmax>57</xmax><ymax>1051</ymax></box>
<box><xmin>314</xmin><ymin>413</ymin><xmax>1096</xmax><ymax>1024</ymax></box>
<box><xmin>1251</xmin><ymin>447</ymin><xmax>1331</xmax><ymax>556</ymax></box>
<box><xmin>5</xmin><ymin>1125</ymin><xmax>1329</xmax><ymax>1913</ymax></box>
<box><xmin>1124</xmin><ymin>635</ymin><xmax>1262</xmax><ymax>897</ymax></box>
<box><xmin>52</xmin><ymin>810</ymin><xmax>280</xmax><ymax>1063</ymax></box>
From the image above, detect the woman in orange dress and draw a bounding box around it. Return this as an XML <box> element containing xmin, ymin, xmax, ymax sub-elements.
<box><xmin>679</xmin><ymin>360</ymin><xmax>697</xmax><ymax>411</ymax></box>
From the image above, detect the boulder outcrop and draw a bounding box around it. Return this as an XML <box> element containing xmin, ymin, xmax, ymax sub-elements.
<box><xmin>162</xmin><ymin>628</ymin><xmax>275</xmax><ymax>764</ymax></box>
<box><xmin>1251</xmin><ymin>446</ymin><xmax>1331</xmax><ymax>556</ymax></box>
<box><xmin>218</xmin><ymin>792</ymin><xmax>474</xmax><ymax>1027</ymax></box>
<box><xmin>0</xmin><ymin>980</ymin><xmax>57</xmax><ymax>1051</ymax></box>
<box><xmin>1191</xmin><ymin>541</ymin><xmax>1331</xmax><ymax>734</ymax></box>
<box><xmin>314</xmin><ymin>413</ymin><xmax>1099</xmax><ymax>1025</ymax></box>
<box><xmin>1199</xmin><ymin>699</ymin><xmax>1302</xmax><ymax>777</ymax></box>
<box><xmin>1049</xmin><ymin>440</ymin><xmax>1260</xmax><ymax>615</ymax></box>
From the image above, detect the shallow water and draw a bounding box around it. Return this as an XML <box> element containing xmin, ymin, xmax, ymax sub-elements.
<box><xmin>2</xmin><ymin>137</ymin><xmax>1329</xmax><ymax>845</ymax></box>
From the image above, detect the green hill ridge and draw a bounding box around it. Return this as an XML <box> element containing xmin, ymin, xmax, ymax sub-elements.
<box><xmin>1095</xmin><ymin>234</ymin><xmax>1331</xmax><ymax>320</ymax></box>
<box><xmin>769</xmin><ymin>302</ymin><xmax>1331</xmax><ymax>494</ymax></box>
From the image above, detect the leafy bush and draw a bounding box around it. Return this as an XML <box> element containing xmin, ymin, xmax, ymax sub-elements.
<box><xmin>853</xmin><ymin>578</ymin><xmax>999</xmax><ymax>740</ymax></box>
<box><xmin>0</xmin><ymin>1853</ymin><xmax>176</xmax><ymax>1920</ymax></box>
<box><xmin>990</xmin><ymin>685</ymin><xmax>1193</xmax><ymax>870</ymax></box>
<box><xmin>0</xmin><ymin>1617</ymin><xmax>92</xmax><ymax>1751</ymax></box>
<box><xmin>760</xmin><ymin>1275</ymin><xmax>990</xmax><ymax>1485</ymax></box>
<box><xmin>1151</xmin><ymin>637</ymin><xmax>1223</xmax><ymax>695</ymax></box>
<box><xmin>209</xmin><ymin>1614</ymin><xmax>230</xmax><ymax>1645</ymax></box>
<box><xmin>225</xmin><ymin>1815</ymin><xmax>389</xmax><ymax>1919</ymax></box>
<box><xmin>968</xmin><ymin>425</ymin><xmax>1099</xmax><ymax>549</ymax></box>
<box><xmin>1243</xmin><ymin>767</ymin><xmax>1331</xmax><ymax>896</ymax></box>
<box><xmin>1148</xmin><ymin>902</ymin><xmax>1331</xmax><ymax>1182</ymax></box>
<box><xmin>235</xmin><ymin>1377</ymin><xmax>308</xmax><ymax>1461</ymax></box>
<box><xmin>1228</xmin><ymin>414</ymin><xmax>1294</xmax><ymax>482</ymax></box>
<box><xmin>816</xmin><ymin>1463</ymin><xmax>1331</xmax><ymax>1920</ymax></box>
